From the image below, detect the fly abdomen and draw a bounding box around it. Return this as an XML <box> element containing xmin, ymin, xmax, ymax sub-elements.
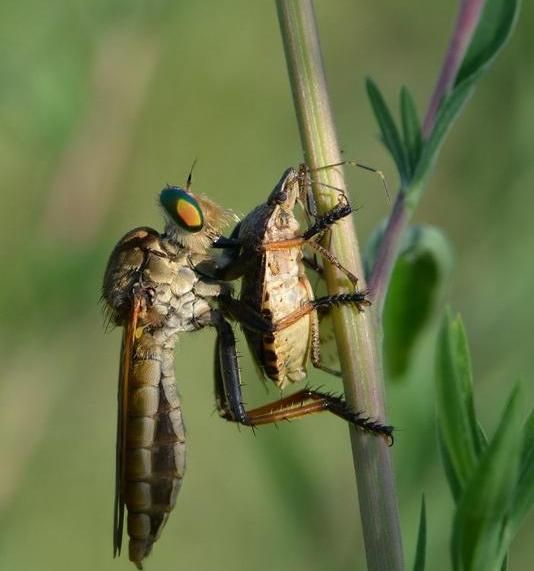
<box><xmin>125</xmin><ymin>343</ymin><xmax>185</xmax><ymax>569</ymax></box>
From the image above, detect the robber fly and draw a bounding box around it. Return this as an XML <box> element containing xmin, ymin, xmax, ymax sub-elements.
<box><xmin>102</xmin><ymin>174</ymin><xmax>239</xmax><ymax>568</ymax></box>
<box><xmin>213</xmin><ymin>165</ymin><xmax>393</xmax><ymax>443</ymax></box>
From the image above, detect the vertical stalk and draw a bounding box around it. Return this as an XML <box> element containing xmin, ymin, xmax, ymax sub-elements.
<box><xmin>276</xmin><ymin>2</ymin><xmax>404</xmax><ymax>570</ymax></box>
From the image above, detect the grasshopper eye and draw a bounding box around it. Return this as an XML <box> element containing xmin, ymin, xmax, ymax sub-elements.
<box><xmin>160</xmin><ymin>187</ymin><xmax>204</xmax><ymax>232</ymax></box>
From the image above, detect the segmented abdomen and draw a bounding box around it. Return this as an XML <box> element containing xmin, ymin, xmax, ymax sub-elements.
<box><xmin>126</xmin><ymin>341</ymin><xmax>185</xmax><ymax>568</ymax></box>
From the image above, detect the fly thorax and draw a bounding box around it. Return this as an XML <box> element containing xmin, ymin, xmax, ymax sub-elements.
<box><xmin>170</xmin><ymin>266</ymin><xmax>198</xmax><ymax>296</ymax></box>
<box><xmin>165</xmin><ymin>291</ymin><xmax>212</xmax><ymax>333</ymax></box>
<box><xmin>143</xmin><ymin>252</ymin><xmax>175</xmax><ymax>285</ymax></box>
<box><xmin>150</xmin><ymin>284</ymin><xmax>173</xmax><ymax>317</ymax></box>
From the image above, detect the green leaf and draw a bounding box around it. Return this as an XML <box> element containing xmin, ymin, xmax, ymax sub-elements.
<box><xmin>452</xmin><ymin>385</ymin><xmax>523</xmax><ymax>571</ymax></box>
<box><xmin>440</xmin><ymin>422</ymin><xmax>488</xmax><ymax>504</ymax></box>
<box><xmin>438</xmin><ymin>428</ymin><xmax>463</xmax><ymax>503</ymax></box>
<box><xmin>508</xmin><ymin>409</ymin><xmax>534</xmax><ymax>536</ymax></box>
<box><xmin>456</xmin><ymin>0</ymin><xmax>521</xmax><ymax>86</ymax></box>
<box><xmin>410</xmin><ymin>77</ymin><xmax>476</xmax><ymax>196</ymax></box>
<box><xmin>436</xmin><ymin>312</ymin><xmax>486</xmax><ymax>493</ymax></box>
<box><xmin>366</xmin><ymin>78</ymin><xmax>410</xmax><ymax>184</ymax></box>
<box><xmin>383</xmin><ymin>225</ymin><xmax>453</xmax><ymax>378</ymax></box>
<box><xmin>412</xmin><ymin>497</ymin><xmax>427</xmax><ymax>571</ymax></box>
<box><xmin>400</xmin><ymin>86</ymin><xmax>422</xmax><ymax>175</ymax></box>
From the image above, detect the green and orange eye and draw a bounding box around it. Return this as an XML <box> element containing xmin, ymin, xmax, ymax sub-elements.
<box><xmin>160</xmin><ymin>187</ymin><xmax>204</xmax><ymax>232</ymax></box>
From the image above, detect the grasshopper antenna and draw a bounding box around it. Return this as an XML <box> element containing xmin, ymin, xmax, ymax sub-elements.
<box><xmin>186</xmin><ymin>158</ymin><xmax>198</xmax><ymax>192</ymax></box>
<box><xmin>312</xmin><ymin>160</ymin><xmax>391</xmax><ymax>203</ymax></box>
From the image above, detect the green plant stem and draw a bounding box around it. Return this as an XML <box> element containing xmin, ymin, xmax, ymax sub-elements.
<box><xmin>276</xmin><ymin>2</ymin><xmax>404</xmax><ymax>570</ymax></box>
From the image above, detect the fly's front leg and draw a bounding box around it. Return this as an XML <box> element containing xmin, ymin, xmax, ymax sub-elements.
<box><xmin>210</xmin><ymin>222</ymin><xmax>247</xmax><ymax>282</ymax></box>
<box><xmin>211</xmin><ymin>309</ymin><xmax>288</xmax><ymax>424</ymax></box>
<box><xmin>211</xmin><ymin>310</ymin><xmax>250</xmax><ymax>424</ymax></box>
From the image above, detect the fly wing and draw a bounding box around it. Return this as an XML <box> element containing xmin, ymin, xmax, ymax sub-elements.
<box><xmin>113</xmin><ymin>296</ymin><xmax>141</xmax><ymax>557</ymax></box>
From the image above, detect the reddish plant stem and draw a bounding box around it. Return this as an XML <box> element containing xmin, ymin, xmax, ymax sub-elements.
<box><xmin>368</xmin><ymin>193</ymin><xmax>408</xmax><ymax>315</ymax></box>
<box><xmin>422</xmin><ymin>0</ymin><xmax>486</xmax><ymax>137</ymax></box>
<box><xmin>371</xmin><ymin>0</ymin><xmax>485</xmax><ymax>312</ymax></box>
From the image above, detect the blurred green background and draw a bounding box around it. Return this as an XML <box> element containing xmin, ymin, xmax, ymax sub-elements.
<box><xmin>0</xmin><ymin>1</ymin><xmax>532</xmax><ymax>570</ymax></box>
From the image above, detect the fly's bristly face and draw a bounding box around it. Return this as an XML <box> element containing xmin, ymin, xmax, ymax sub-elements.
<box><xmin>160</xmin><ymin>185</ymin><xmax>237</xmax><ymax>254</ymax></box>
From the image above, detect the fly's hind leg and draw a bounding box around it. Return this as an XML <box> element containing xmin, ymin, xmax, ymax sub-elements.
<box><xmin>248</xmin><ymin>389</ymin><xmax>394</xmax><ymax>445</ymax></box>
<box><xmin>211</xmin><ymin>311</ymin><xmax>393</xmax><ymax>444</ymax></box>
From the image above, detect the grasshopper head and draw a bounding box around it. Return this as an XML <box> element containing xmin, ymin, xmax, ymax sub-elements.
<box><xmin>267</xmin><ymin>167</ymin><xmax>300</xmax><ymax>210</ymax></box>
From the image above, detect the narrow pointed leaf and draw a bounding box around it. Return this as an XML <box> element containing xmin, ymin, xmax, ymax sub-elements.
<box><xmin>456</xmin><ymin>0</ymin><xmax>520</xmax><ymax>86</ymax></box>
<box><xmin>436</xmin><ymin>312</ymin><xmax>485</xmax><ymax>492</ymax></box>
<box><xmin>452</xmin><ymin>385</ymin><xmax>523</xmax><ymax>571</ymax></box>
<box><xmin>366</xmin><ymin>78</ymin><xmax>410</xmax><ymax>184</ymax></box>
<box><xmin>438</xmin><ymin>427</ymin><xmax>463</xmax><ymax>502</ymax></box>
<box><xmin>412</xmin><ymin>497</ymin><xmax>427</xmax><ymax>571</ymax></box>
<box><xmin>400</xmin><ymin>86</ymin><xmax>422</xmax><ymax>174</ymax></box>
<box><xmin>508</xmin><ymin>409</ymin><xmax>534</xmax><ymax>536</ymax></box>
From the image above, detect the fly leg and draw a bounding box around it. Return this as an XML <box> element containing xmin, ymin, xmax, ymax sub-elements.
<box><xmin>210</xmin><ymin>311</ymin><xmax>392</xmax><ymax>443</ymax></box>
<box><xmin>245</xmin><ymin>389</ymin><xmax>393</xmax><ymax>445</ymax></box>
<box><xmin>212</xmin><ymin>312</ymin><xmax>249</xmax><ymax>424</ymax></box>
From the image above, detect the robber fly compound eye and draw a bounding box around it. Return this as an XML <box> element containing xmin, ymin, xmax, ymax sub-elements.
<box><xmin>160</xmin><ymin>186</ymin><xmax>204</xmax><ymax>232</ymax></box>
